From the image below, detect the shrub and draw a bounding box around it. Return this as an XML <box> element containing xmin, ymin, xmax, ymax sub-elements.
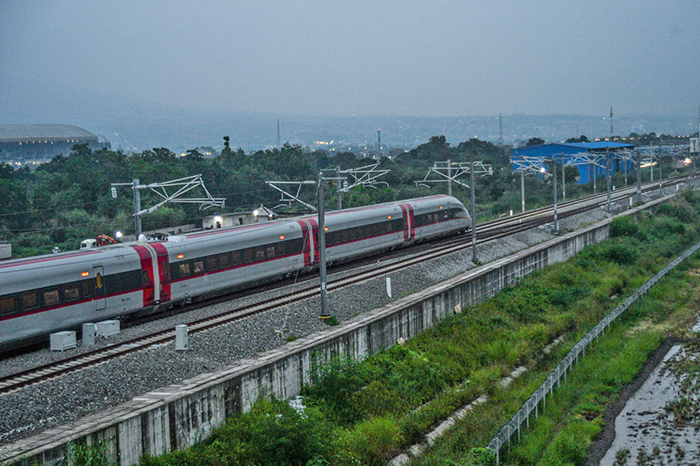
<box><xmin>653</xmin><ymin>217</ymin><xmax>686</xmax><ymax>236</ymax></box>
<box><xmin>217</xmin><ymin>399</ymin><xmax>330</xmax><ymax>466</ymax></box>
<box><xmin>603</xmin><ymin>244</ymin><xmax>638</xmax><ymax>265</ymax></box>
<box><xmin>323</xmin><ymin>316</ymin><xmax>340</xmax><ymax>326</ymax></box>
<box><xmin>658</xmin><ymin>199</ymin><xmax>695</xmax><ymax>222</ymax></box>
<box><xmin>443</xmin><ymin>448</ymin><xmax>497</xmax><ymax>465</ymax></box>
<box><xmin>338</xmin><ymin>416</ymin><xmax>403</xmax><ymax>465</ymax></box>
<box><xmin>64</xmin><ymin>441</ymin><xmax>113</xmax><ymax>466</ymax></box>
<box><xmin>304</xmin><ymin>357</ymin><xmax>365</xmax><ymax>425</ymax></box>
<box><xmin>610</xmin><ymin>215</ymin><xmax>640</xmax><ymax>238</ymax></box>
<box><xmin>549</xmin><ymin>287</ymin><xmax>587</xmax><ymax>308</ymax></box>
<box><xmin>540</xmin><ymin>420</ymin><xmax>599</xmax><ymax>466</ymax></box>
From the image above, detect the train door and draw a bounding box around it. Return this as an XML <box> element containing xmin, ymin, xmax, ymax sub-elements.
<box><xmin>93</xmin><ymin>265</ymin><xmax>106</xmax><ymax>311</ymax></box>
<box><xmin>150</xmin><ymin>243</ymin><xmax>171</xmax><ymax>304</ymax></box>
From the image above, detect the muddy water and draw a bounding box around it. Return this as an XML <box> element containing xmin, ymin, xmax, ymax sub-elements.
<box><xmin>600</xmin><ymin>345</ymin><xmax>700</xmax><ymax>465</ymax></box>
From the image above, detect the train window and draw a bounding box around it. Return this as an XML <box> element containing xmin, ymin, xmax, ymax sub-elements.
<box><xmin>255</xmin><ymin>248</ymin><xmax>265</xmax><ymax>261</ymax></box>
<box><xmin>206</xmin><ymin>256</ymin><xmax>218</xmax><ymax>270</ymax></box>
<box><xmin>22</xmin><ymin>292</ymin><xmax>38</xmax><ymax>310</ymax></box>
<box><xmin>231</xmin><ymin>251</ymin><xmax>242</xmax><ymax>266</ymax></box>
<box><xmin>82</xmin><ymin>280</ymin><xmax>92</xmax><ymax>298</ymax></box>
<box><xmin>179</xmin><ymin>262</ymin><xmax>191</xmax><ymax>277</ymax></box>
<box><xmin>43</xmin><ymin>290</ymin><xmax>60</xmax><ymax>306</ymax></box>
<box><xmin>141</xmin><ymin>270</ymin><xmax>151</xmax><ymax>287</ymax></box>
<box><xmin>244</xmin><ymin>249</ymin><xmax>253</xmax><ymax>263</ymax></box>
<box><xmin>277</xmin><ymin>243</ymin><xmax>286</xmax><ymax>256</ymax></box>
<box><xmin>266</xmin><ymin>246</ymin><xmax>275</xmax><ymax>258</ymax></box>
<box><xmin>293</xmin><ymin>239</ymin><xmax>304</xmax><ymax>253</ymax></box>
<box><xmin>64</xmin><ymin>284</ymin><xmax>80</xmax><ymax>301</ymax></box>
<box><xmin>0</xmin><ymin>296</ymin><xmax>16</xmax><ymax>316</ymax></box>
<box><xmin>194</xmin><ymin>260</ymin><xmax>204</xmax><ymax>274</ymax></box>
<box><xmin>342</xmin><ymin>230</ymin><xmax>349</xmax><ymax>242</ymax></box>
<box><xmin>220</xmin><ymin>253</ymin><xmax>231</xmax><ymax>268</ymax></box>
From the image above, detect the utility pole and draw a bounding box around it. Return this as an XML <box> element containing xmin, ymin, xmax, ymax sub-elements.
<box><xmin>552</xmin><ymin>158</ymin><xmax>559</xmax><ymax>234</ymax></box>
<box><xmin>377</xmin><ymin>129</ymin><xmax>381</xmax><ymax>155</ymax></box>
<box><xmin>593</xmin><ymin>161</ymin><xmax>597</xmax><ymax>194</ymax></box>
<box><xmin>113</xmin><ymin>175</ymin><xmax>225</xmax><ymax>240</ymax></box>
<box><xmin>317</xmin><ymin>171</ymin><xmax>329</xmax><ymax>318</ymax></box>
<box><xmin>636</xmin><ymin>149</ymin><xmax>642</xmax><ymax>204</ymax></box>
<box><xmin>447</xmin><ymin>159</ymin><xmax>452</xmax><ymax>196</ymax></box>
<box><xmin>610</xmin><ymin>107</ymin><xmax>614</xmax><ymax>138</ymax></box>
<box><xmin>658</xmin><ymin>146</ymin><xmax>663</xmax><ymax>195</ymax></box>
<box><xmin>277</xmin><ymin>119</ymin><xmax>281</xmax><ymax>148</ymax></box>
<box><xmin>336</xmin><ymin>166</ymin><xmax>342</xmax><ymax>210</ymax></box>
<box><xmin>470</xmin><ymin>159</ymin><xmax>478</xmax><ymax>263</ymax></box>
<box><xmin>133</xmin><ymin>179</ymin><xmax>142</xmax><ymax>239</ymax></box>
<box><xmin>650</xmin><ymin>141</ymin><xmax>654</xmax><ymax>182</ymax></box>
<box><xmin>520</xmin><ymin>169</ymin><xmax>525</xmax><ymax>213</ymax></box>
<box><xmin>498</xmin><ymin>114</ymin><xmax>503</xmax><ymax>145</ymax></box>
<box><xmin>561</xmin><ymin>154</ymin><xmax>566</xmax><ymax>202</ymax></box>
<box><xmin>606</xmin><ymin>149</ymin><xmax>612</xmax><ymax>213</ymax></box>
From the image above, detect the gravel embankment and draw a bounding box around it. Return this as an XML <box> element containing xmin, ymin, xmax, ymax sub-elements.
<box><xmin>0</xmin><ymin>206</ymin><xmax>623</xmax><ymax>446</ymax></box>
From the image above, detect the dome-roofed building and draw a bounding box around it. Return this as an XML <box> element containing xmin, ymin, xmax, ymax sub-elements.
<box><xmin>0</xmin><ymin>124</ymin><xmax>111</xmax><ymax>166</ymax></box>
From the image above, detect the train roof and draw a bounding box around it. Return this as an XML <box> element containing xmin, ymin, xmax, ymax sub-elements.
<box><xmin>0</xmin><ymin>244</ymin><xmax>138</xmax><ymax>272</ymax></box>
<box><xmin>0</xmin><ymin>196</ymin><xmax>463</xmax><ymax>263</ymax></box>
<box><xmin>170</xmin><ymin>195</ymin><xmax>458</xmax><ymax>242</ymax></box>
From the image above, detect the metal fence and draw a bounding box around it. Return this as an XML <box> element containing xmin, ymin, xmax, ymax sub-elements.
<box><xmin>486</xmin><ymin>239</ymin><xmax>700</xmax><ymax>464</ymax></box>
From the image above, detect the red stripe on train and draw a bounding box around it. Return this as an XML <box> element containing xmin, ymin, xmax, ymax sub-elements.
<box><xmin>399</xmin><ymin>204</ymin><xmax>409</xmax><ymax>241</ymax></box>
<box><xmin>131</xmin><ymin>245</ymin><xmax>155</xmax><ymax>307</ymax></box>
<box><xmin>296</xmin><ymin>220</ymin><xmax>311</xmax><ymax>267</ymax></box>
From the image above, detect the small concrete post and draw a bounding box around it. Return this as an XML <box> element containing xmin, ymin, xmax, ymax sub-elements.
<box><xmin>386</xmin><ymin>277</ymin><xmax>392</xmax><ymax>298</ymax></box>
<box><xmin>175</xmin><ymin>325</ymin><xmax>189</xmax><ymax>351</ymax></box>
<box><xmin>82</xmin><ymin>323</ymin><xmax>96</xmax><ymax>346</ymax></box>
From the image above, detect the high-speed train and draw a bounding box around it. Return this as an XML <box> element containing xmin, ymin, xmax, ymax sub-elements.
<box><xmin>0</xmin><ymin>195</ymin><xmax>470</xmax><ymax>350</ymax></box>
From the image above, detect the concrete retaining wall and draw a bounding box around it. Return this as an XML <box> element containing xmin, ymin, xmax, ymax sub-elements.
<box><xmin>0</xmin><ymin>195</ymin><xmax>675</xmax><ymax>465</ymax></box>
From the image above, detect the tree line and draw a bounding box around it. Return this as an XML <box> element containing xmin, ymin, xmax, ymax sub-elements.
<box><xmin>0</xmin><ymin>136</ymin><xmax>587</xmax><ymax>257</ymax></box>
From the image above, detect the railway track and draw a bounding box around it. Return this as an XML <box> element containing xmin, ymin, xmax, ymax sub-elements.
<box><xmin>0</xmin><ymin>175</ymin><xmax>692</xmax><ymax>395</ymax></box>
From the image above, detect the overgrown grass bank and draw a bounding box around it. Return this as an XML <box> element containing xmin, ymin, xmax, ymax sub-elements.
<box><xmin>137</xmin><ymin>192</ymin><xmax>700</xmax><ymax>466</ymax></box>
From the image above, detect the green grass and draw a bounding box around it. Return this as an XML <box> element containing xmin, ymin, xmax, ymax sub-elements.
<box><xmin>139</xmin><ymin>192</ymin><xmax>700</xmax><ymax>466</ymax></box>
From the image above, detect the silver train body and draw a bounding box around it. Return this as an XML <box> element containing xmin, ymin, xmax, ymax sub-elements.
<box><xmin>0</xmin><ymin>196</ymin><xmax>469</xmax><ymax>350</ymax></box>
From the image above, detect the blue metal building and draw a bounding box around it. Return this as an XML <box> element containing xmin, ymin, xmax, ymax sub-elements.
<box><xmin>512</xmin><ymin>142</ymin><xmax>635</xmax><ymax>184</ymax></box>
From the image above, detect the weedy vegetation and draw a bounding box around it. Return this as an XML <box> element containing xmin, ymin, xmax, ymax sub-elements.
<box><xmin>134</xmin><ymin>192</ymin><xmax>700</xmax><ymax>465</ymax></box>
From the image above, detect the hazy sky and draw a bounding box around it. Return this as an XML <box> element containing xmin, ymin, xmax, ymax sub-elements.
<box><xmin>2</xmin><ymin>0</ymin><xmax>699</xmax><ymax>118</ymax></box>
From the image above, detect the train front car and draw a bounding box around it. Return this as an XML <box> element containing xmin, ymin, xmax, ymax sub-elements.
<box><xmin>0</xmin><ymin>247</ymin><xmax>145</xmax><ymax>351</ymax></box>
<box><xmin>406</xmin><ymin>195</ymin><xmax>470</xmax><ymax>241</ymax></box>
